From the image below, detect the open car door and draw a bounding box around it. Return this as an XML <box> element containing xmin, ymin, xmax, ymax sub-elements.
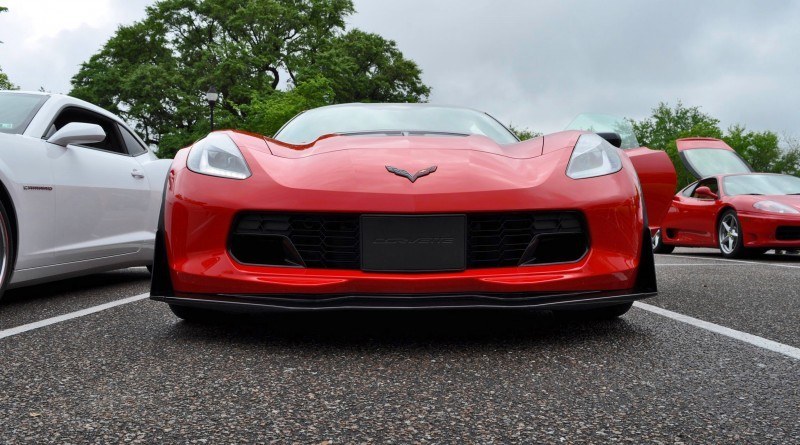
<box><xmin>675</xmin><ymin>137</ymin><xmax>753</xmax><ymax>179</ymax></box>
<box><xmin>567</xmin><ymin>114</ymin><xmax>677</xmax><ymax>232</ymax></box>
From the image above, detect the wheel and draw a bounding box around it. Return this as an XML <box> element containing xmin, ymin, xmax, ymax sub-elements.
<box><xmin>718</xmin><ymin>210</ymin><xmax>748</xmax><ymax>258</ymax></box>
<box><xmin>0</xmin><ymin>200</ymin><xmax>14</xmax><ymax>302</ymax></box>
<box><xmin>652</xmin><ymin>229</ymin><xmax>675</xmax><ymax>254</ymax></box>
<box><xmin>557</xmin><ymin>302</ymin><xmax>633</xmax><ymax>320</ymax></box>
<box><xmin>146</xmin><ymin>265</ymin><xmax>153</xmax><ymax>274</ymax></box>
<box><xmin>169</xmin><ymin>304</ymin><xmax>223</xmax><ymax>323</ymax></box>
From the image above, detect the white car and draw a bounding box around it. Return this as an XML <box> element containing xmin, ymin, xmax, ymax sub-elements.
<box><xmin>0</xmin><ymin>90</ymin><xmax>171</xmax><ymax>299</ymax></box>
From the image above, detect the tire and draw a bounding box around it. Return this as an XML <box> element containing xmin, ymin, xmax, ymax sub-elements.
<box><xmin>718</xmin><ymin>210</ymin><xmax>749</xmax><ymax>259</ymax></box>
<box><xmin>0</xmin><ymin>200</ymin><xmax>14</xmax><ymax>302</ymax></box>
<box><xmin>557</xmin><ymin>302</ymin><xmax>633</xmax><ymax>320</ymax></box>
<box><xmin>169</xmin><ymin>304</ymin><xmax>223</xmax><ymax>323</ymax></box>
<box><xmin>652</xmin><ymin>229</ymin><xmax>675</xmax><ymax>254</ymax></box>
<box><xmin>146</xmin><ymin>265</ymin><xmax>153</xmax><ymax>274</ymax></box>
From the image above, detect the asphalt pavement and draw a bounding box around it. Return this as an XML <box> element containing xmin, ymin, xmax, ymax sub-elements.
<box><xmin>1</xmin><ymin>249</ymin><xmax>798</xmax><ymax>443</ymax></box>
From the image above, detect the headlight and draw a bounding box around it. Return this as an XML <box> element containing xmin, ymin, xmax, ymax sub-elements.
<box><xmin>566</xmin><ymin>133</ymin><xmax>623</xmax><ymax>179</ymax></box>
<box><xmin>753</xmin><ymin>200</ymin><xmax>799</xmax><ymax>214</ymax></box>
<box><xmin>187</xmin><ymin>133</ymin><xmax>251</xmax><ymax>180</ymax></box>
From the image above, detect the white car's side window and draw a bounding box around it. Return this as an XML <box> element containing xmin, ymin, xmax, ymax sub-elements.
<box><xmin>50</xmin><ymin>107</ymin><xmax>128</xmax><ymax>155</ymax></box>
<box><xmin>118</xmin><ymin>124</ymin><xmax>148</xmax><ymax>156</ymax></box>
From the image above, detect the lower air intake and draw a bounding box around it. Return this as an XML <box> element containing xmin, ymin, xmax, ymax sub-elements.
<box><xmin>230</xmin><ymin>212</ymin><xmax>588</xmax><ymax>270</ymax></box>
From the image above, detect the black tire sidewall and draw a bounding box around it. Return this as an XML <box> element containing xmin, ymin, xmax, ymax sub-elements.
<box><xmin>652</xmin><ymin>230</ymin><xmax>675</xmax><ymax>254</ymax></box>
<box><xmin>0</xmin><ymin>200</ymin><xmax>13</xmax><ymax>301</ymax></box>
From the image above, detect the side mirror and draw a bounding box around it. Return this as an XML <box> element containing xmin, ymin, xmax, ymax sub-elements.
<box><xmin>695</xmin><ymin>186</ymin><xmax>718</xmax><ymax>200</ymax></box>
<box><xmin>47</xmin><ymin>123</ymin><xmax>106</xmax><ymax>147</ymax></box>
<box><xmin>596</xmin><ymin>132</ymin><xmax>622</xmax><ymax>148</ymax></box>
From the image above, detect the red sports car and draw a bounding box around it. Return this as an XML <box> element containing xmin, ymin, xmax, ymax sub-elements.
<box><xmin>151</xmin><ymin>105</ymin><xmax>676</xmax><ymax>321</ymax></box>
<box><xmin>652</xmin><ymin>137</ymin><xmax>800</xmax><ymax>258</ymax></box>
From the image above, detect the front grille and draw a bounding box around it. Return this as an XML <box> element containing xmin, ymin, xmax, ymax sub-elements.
<box><xmin>467</xmin><ymin>212</ymin><xmax>585</xmax><ymax>267</ymax></box>
<box><xmin>231</xmin><ymin>212</ymin><xmax>587</xmax><ymax>270</ymax></box>
<box><xmin>233</xmin><ymin>214</ymin><xmax>360</xmax><ymax>269</ymax></box>
<box><xmin>776</xmin><ymin>226</ymin><xmax>800</xmax><ymax>241</ymax></box>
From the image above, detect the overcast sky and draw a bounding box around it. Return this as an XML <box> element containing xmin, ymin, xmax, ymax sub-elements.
<box><xmin>1</xmin><ymin>0</ymin><xmax>799</xmax><ymax>137</ymax></box>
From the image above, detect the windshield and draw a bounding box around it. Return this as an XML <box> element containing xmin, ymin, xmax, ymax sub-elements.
<box><xmin>0</xmin><ymin>92</ymin><xmax>49</xmax><ymax>135</ymax></box>
<box><xmin>274</xmin><ymin>104</ymin><xmax>519</xmax><ymax>145</ymax></box>
<box><xmin>723</xmin><ymin>174</ymin><xmax>800</xmax><ymax>196</ymax></box>
<box><xmin>683</xmin><ymin>148</ymin><xmax>751</xmax><ymax>178</ymax></box>
<box><xmin>565</xmin><ymin>113</ymin><xmax>640</xmax><ymax>149</ymax></box>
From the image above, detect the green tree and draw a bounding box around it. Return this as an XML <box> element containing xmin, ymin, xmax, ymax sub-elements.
<box><xmin>235</xmin><ymin>75</ymin><xmax>334</xmax><ymax>137</ymax></box>
<box><xmin>508</xmin><ymin>124</ymin><xmax>541</xmax><ymax>141</ymax></box>
<box><xmin>0</xmin><ymin>69</ymin><xmax>12</xmax><ymax>90</ymax></box>
<box><xmin>71</xmin><ymin>0</ymin><xmax>430</xmax><ymax>157</ymax></box>
<box><xmin>630</xmin><ymin>101</ymin><xmax>721</xmax><ymax>188</ymax></box>
<box><xmin>723</xmin><ymin>125</ymin><xmax>800</xmax><ymax>176</ymax></box>
<box><xmin>631</xmin><ymin>102</ymin><xmax>800</xmax><ymax>188</ymax></box>
<box><xmin>308</xmin><ymin>29</ymin><xmax>430</xmax><ymax>103</ymax></box>
<box><xmin>0</xmin><ymin>5</ymin><xmax>15</xmax><ymax>90</ymax></box>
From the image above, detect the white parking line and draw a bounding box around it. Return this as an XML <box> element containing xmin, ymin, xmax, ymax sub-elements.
<box><xmin>655</xmin><ymin>263</ymin><xmax>745</xmax><ymax>266</ymax></box>
<box><xmin>0</xmin><ymin>293</ymin><xmax>149</xmax><ymax>340</ymax></box>
<box><xmin>667</xmin><ymin>254</ymin><xmax>800</xmax><ymax>269</ymax></box>
<box><xmin>3</xmin><ymin>291</ymin><xmax>799</xmax><ymax>362</ymax></box>
<box><xmin>634</xmin><ymin>302</ymin><xmax>800</xmax><ymax>360</ymax></box>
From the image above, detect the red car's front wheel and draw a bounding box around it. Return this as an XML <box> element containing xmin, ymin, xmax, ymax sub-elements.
<box><xmin>718</xmin><ymin>210</ymin><xmax>745</xmax><ymax>258</ymax></box>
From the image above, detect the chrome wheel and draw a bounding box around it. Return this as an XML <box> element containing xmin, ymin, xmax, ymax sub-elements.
<box><xmin>719</xmin><ymin>213</ymin><xmax>739</xmax><ymax>255</ymax></box>
<box><xmin>0</xmin><ymin>207</ymin><xmax>9</xmax><ymax>292</ymax></box>
<box><xmin>652</xmin><ymin>229</ymin><xmax>661</xmax><ymax>250</ymax></box>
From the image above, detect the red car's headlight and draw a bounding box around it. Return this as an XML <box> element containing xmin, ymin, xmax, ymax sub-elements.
<box><xmin>566</xmin><ymin>133</ymin><xmax>623</xmax><ymax>179</ymax></box>
<box><xmin>753</xmin><ymin>200</ymin><xmax>799</xmax><ymax>214</ymax></box>
<box><xmin>187</xmin><ymin>133</ymin><xmax>252</xmax><ymax>180</ymax></box>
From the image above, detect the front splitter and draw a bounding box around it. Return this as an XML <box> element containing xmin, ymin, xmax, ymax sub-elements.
<box><xmin>152</xmin><ymin>289</ymin><xmax>656</xmax><ymax>313</ymax></box>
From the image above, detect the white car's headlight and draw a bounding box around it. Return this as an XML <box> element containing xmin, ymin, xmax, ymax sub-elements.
<box><xmin>187</xmin><ymin>133</ymin><xmax>251</xmax><ymax>180</ymax></box>
<box><xmin>566</xmin><ymin>133</ymin><xmax>623</xmax><ymax>179</ymax></box>
<box><xmin>753</xmin><ymin>200</ymin><xmax>799</xmax><ymax>214</ymax></box>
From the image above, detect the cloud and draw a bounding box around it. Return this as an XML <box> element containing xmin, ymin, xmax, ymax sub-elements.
<box><xmin>349</xmin><ymin>0</ymin><xmax>800</xmax><ymax>137</ymax></box>
<box><xmin>0</xmin><ymin>0</ymin><xmax>152</xmax><ymax>93</ymax></box>
<box><xmin>2</xmin><ymin>0</ymin><xmax>799</xmax><ymax>139</ymax></box>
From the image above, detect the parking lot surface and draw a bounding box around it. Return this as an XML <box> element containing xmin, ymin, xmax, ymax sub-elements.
<box><xmin>1</xmin><ymin>249</ymin><xmax>798</xmax><ymax>443</ymax></box>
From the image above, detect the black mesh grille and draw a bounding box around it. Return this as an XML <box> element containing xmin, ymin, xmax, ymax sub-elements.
<box><xmin>776</xmin><ymin>226</ymin><xmax>800</xmax><ymax>241</ymax></box>
<box><xmin>231</xmin><ymin>212</ymin><xmax>587</xmax><ymax>270</ymax></box>
<box><xmin>466</xmin><ymin>212</ymin><xmax>584</xmax><ymax>267</ymax></box>
<box><xmin>234</xmin><ymin>214</ymin><xmax>360</xmax><ymax>269</ymax></box>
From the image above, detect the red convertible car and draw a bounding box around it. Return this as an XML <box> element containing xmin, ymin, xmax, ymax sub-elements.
<box><xmin>652</xmin><ymin>137</ymin><xmax>800</xmax><ymax>257</ymax></box>
<box><xmin>151</xmin><ymin>105</ymin><xmax>676</xmax><ymax>321</ymax></box>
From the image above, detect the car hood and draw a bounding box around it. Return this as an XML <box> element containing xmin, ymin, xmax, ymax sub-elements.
<box><xmin>263</xmin><ymin>134</ymin><xmax>545</xmax><ymax>159</ymax></box>
<box><xmin>227</xmin><ymin>131</ymin><xmax>582</xmax><ymax>195</ymax></box>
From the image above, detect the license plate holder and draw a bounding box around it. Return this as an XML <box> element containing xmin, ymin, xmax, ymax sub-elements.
<box><xmin>361</xmin><ymin>215</ymin><xmax>466</xmax><ymax>272</ymax></box>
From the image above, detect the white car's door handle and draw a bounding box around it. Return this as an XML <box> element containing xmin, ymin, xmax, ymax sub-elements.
<box><xmin>131</xmin><ymin>169</ymin><xmax>145</xmax><ymax>179</ymax></box>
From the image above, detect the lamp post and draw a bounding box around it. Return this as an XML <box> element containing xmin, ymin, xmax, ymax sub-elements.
<box><xmin>206</xmin><ymin>86</ymin><xmax>219</xmax><ymax>131</ymax></box>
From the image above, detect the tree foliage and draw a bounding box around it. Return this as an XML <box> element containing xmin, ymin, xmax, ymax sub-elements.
<box><xmin>71</xmin><ymin>0</ymin><xmax>430</xmax><ymax>157</ymax></box>
<box><xmin>631</xmin><ymin>102</ymin><xmax>800</xmax><ymax>188</ymax></box>
<box><xmin>0</xmin><ymin>68</ymin><xmax>13</xmax><ymax>90</ymax></box>
<box><xmin>508</xmin><ymin>125</ymin><xmax>542</xmax><ymax>141</ymax></box>
<box><xmin>0</xmin><ymin>5</ymin><xmax>15</xmax><ymax>90</ymax></box>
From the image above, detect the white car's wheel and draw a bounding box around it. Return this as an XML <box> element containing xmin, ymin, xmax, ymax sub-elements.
<box><xmin>0</xmin><ymin>200</ymin><xmax>13</xmax><ymax>301</ymax></box>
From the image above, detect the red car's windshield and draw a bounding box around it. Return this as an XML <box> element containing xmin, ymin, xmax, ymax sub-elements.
<box><xmin>274</xmin><ymin>104</ymin><xmax>519</xmax><ymax>145</ymax></box>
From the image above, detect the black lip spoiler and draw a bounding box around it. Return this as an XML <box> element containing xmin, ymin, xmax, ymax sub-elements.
<box><xmin>152</xmin><ymin>288</ymin><xmax>655</xmax><ymax>313</ymax></box>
